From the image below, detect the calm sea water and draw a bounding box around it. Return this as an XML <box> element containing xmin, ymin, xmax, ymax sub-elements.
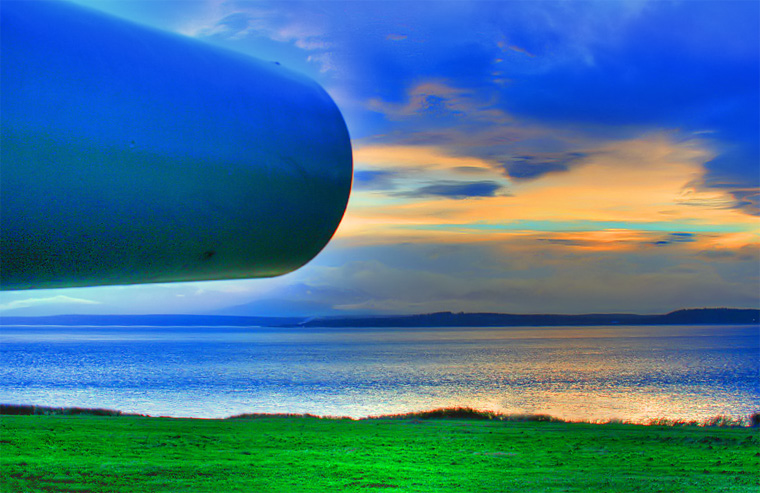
<box><xmin>1</xmin><ymin>324</ymin><xmax>757</xmax><ymax>423</ymax></box>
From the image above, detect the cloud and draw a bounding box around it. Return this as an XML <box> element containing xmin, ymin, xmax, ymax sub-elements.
<box><xmin>697</xmin><ymin>244</ymin><xmax>760</xmax><ymax>263</ymax></box>
<box><xmin>354</xmin><ymin>144</ymin><xmax>497</xmax><ymax>173</ymax></box>
<box><xmin>180</xmin><ymin>1</ymin><xmax>335</xmax><ymax>74</ymax></box>
<box><xmin>649</xmin><ymin>232</ymin><xmax>698</xmax><ymax>247</ymax></box>
<box><xmin>349</xmin><ymin>144</ymin><xmax>510</xmax><ymax>202</ymax></box>
<box><xmin>360</xmin><ymin>80</ymin><xmax>607</xmax><ymax>186</ymax></box>
<box><xmin>362</xmin><ymin>72</ymin><xmax>755</xmax><ymax>218</ymax></box>
<box><xmin>666</xmin><ymin>232</ymin><xmax>696</xmax><ymax>242</ymax></box>
<box><xmin>338</xmin><ymin>134</ymin><xmax>758</xmax><ymax>244</ymax></box>
<box><xmin>291</xmin><ymin>239</ymin><xmax>760</xmax><ymax>315</ymax></box>
<box><xmin>368</xmin><ymin>81</ymin><xmax>508</xmax><ymax>124</ymax></box>
<box><xmin>201</xmin><ymin>12</ymin><xmax>253</xmax><ymax>39</ymax></box>
<box><xmin>191</xmin><ymin>4</ymin><xmax>327</xmax><ymax>44</ymax></box>
<box><xmin>0</xmin><ymin>295</ymin><xmax>102</xmax><ymax>312</ymax></box>
<box><xmin>396</xmin><ymin>180</ymin><xmax>505</xmax><ymax>200</ymax></box>
<box><xmin>502</xmin><ymin>152</ymin><xmax>586</xmax><ymax>181</ymax></box>
<box><xmin>352</xmin><ymin>170</ymin><xmax>399</xmax><ymax>191</ymax></box>
<box><xmin>356</xmin><ymin>1</ymin><xmax>758</xmax><ymax>209</ymax></box>
<box><xmin>496</xmin><ymin>2</ymin><xmax>759</xmax><ymax>197</ymax></box>
<box><xmin>729</xmin><ymin>190</ymin><xmax>760</xmax><ymax>217</ymax></box>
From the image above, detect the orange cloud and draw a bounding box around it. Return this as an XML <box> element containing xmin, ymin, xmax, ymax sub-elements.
<box><xmin>337</xmin><ymin>134</ymin><xmax>759</xmax><ymax>248</ymax></box>
<box><xmin>354</xmin><ymin>144</ymin><xmax>496</xmax><ymax>173</ymax></box>
<box><xmin>367</xmin><ymin>81</ymin><xmax>511</xmax><ymax>124</ymax></box>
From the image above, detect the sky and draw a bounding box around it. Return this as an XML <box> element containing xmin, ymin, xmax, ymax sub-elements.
<box><xmin>1</xmin><ymin>0</ymin><xmax>758</xmax><ymax>317</ymax></box>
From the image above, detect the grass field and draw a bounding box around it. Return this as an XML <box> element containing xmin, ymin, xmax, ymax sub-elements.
<box><xmin>1</xmin><ymin>409</ymin><xmax>758</xmax><ymax>492</ymax></box>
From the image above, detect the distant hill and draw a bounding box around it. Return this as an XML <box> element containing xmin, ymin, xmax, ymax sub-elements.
<box><xmin>0</xmin><ymin>314</ymin><xmax>305</xmax><ymax>327</ymax></box>
<box><xmin>292</xmin><ymin>308</ymin><xmax>760</xmax><ymax>328</ymax></box>
<box><xmin>1</xmin><ymin>308</ymin><xmax>757</xmax><ymax>327</ymax></box>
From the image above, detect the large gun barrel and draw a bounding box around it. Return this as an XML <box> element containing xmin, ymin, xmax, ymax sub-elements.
<box><xmin>1</xmin><ymin>1</ymin><xmax>352</xmax><ymax>290</ymax></box>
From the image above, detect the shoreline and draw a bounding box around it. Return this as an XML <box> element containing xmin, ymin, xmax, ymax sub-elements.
<box><xmin>2</xmin><ymin>403</ymin><xmax>758</xmax><ymax>428</ymax></box>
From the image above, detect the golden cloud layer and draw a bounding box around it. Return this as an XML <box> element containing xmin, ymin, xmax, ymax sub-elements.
<box><xmin>337</xmin><ymin>134</ymin><xmax>759</xmax><ymax>253</ymax></box>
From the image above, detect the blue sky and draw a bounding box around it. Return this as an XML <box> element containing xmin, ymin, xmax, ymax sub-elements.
<box><xmin>2</xmin><ymin>0</ymin><xmax>758</xmax><ymax>316</ymax></box>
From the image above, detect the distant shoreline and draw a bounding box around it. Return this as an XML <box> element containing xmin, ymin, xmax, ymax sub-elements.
<box><xmin>1</xmin><ymin>307</ymin><xmax>758</xmax><ymax>327</ymax></box>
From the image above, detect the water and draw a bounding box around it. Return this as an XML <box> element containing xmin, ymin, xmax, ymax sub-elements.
<box><xmin>1</xmin><ymin>324</ymin><xmax>757</xmax><ymax>423</ymax></box>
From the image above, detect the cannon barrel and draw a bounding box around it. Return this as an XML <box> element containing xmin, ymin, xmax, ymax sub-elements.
<box><xmin>1</xmin><ymin>1</ymin><xmax>352</xmax><ymax>290</ymax></box>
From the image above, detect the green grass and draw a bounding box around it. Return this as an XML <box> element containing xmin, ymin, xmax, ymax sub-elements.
<box><xmin>1</xmin><ymin>410</ymin><xmax>758</xmax><ymax>492</ymax></box>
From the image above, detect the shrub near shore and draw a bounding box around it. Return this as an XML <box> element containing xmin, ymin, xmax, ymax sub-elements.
<box><xmin>1</xmin><ymin>406</ymin><xmax>758</xmax><ymax>492</ymax></box>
